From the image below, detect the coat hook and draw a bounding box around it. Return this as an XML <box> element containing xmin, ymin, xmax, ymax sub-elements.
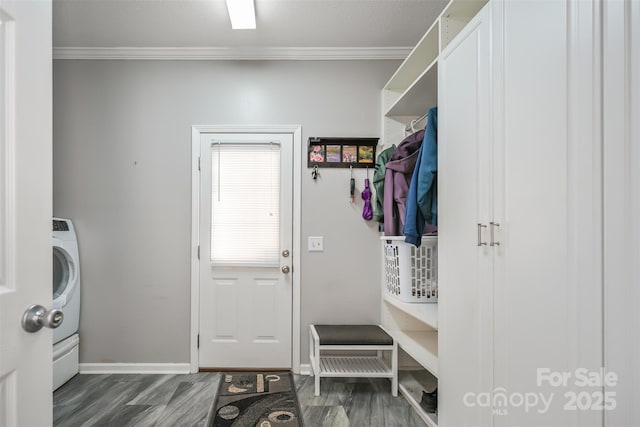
<box><xmin>312</xmin><ymin>165</ymin><xmax>319</xmax><ymax>180</ymax></box>
<box><xmin>350</xmin><ymin>165</ymin><xmax>355</xmax><ymax>203</ymax></box>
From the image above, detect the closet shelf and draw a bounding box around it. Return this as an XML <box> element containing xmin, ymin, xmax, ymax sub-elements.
<box><xmin>389</xmin><ymin>330</ymin><xmax>438</xmax><ymax>377</ymax></box>
<box><xmin>384</xmin><ymin>295</ymin><xmax>438</xmax><ymax>331</ymax></box>
<box><xmin>398</xmin><ymin>370</ymin><xmax>439</xmax><ymax>427</ymax></box>
<box><xmin>385</xmin><ymin>58</ymin><xmax>438</xmax><ymax>118</ymax></box>
<box><xmin>440</xmin><ymin>0</ymin><xmax>489</xmax><ymax>50</ymax></box>
<box><xmin>384</xmin><ymin>19</ymin><xmax>440</xmax><ymax>92</ymax></box>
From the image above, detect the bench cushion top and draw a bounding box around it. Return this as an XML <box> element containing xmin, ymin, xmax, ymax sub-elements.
<box><xmin>312</xmin><ymin>325</ymin><xmax>393</xmax><ymax>346</ymax></box>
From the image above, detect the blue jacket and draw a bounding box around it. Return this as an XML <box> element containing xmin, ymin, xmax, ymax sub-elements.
<box><xmin>404</xmin><ymin>107</ymin><xmax>438</xmax><ymax>246</ymax></box>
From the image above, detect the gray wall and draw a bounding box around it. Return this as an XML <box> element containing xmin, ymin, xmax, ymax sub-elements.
<box><xmin>53</xmin><ymin>59</ymin><xmax>398</xmax><ymax>365</ymax></box>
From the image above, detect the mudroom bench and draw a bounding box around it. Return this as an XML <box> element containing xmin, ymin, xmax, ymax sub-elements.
<box><xmin>309</xmin><ymin>324</ymin><xmax>398</xmax><ymax>397</ymax></box>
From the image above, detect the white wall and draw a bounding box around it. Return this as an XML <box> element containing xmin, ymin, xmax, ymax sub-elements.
<box><xmin>53</xmin><ymin>59</ymin><xmax>399</xmax><ymax>364</ymax></box>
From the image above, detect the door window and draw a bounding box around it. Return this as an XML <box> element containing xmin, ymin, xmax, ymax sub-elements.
<box><xmin>209</xmin><ymin>142</ymin><xmax>280</xmax><ymax>266</ymax></box>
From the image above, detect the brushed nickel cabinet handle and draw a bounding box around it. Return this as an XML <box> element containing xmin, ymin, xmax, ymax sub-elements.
<box><xmin>477</xmin><ymin>223</ymin><xmax>488</xmax><ymax>246</ymax></box>
<box><xmin>490</xmin><ymin>222</ymin><xmax>500</xmax><ymax>246</ymax></box>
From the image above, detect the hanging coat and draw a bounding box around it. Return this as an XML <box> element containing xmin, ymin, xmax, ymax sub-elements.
<box><xmin>372</xmin><ymin>145</ymin><xmax>396</xmax><ymax>224</ymax></box>
<box><xmin>404</xmin><ymin>107</ymin><xmax>438</xmax><ymax>247</ymax></box>
<box><xmin>383</xmin><ymin>130</ymin><xmax>424</xmax><ymax>236</ymax></box>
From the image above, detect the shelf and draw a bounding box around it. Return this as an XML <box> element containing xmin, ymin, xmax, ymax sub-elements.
<box><xmin>384</xmin><ymin>295</ymin><xmax>438</xmax><ymax>330</ymax></box>
<box><xmin>318</xmin><ymin>356</ymin><xmax>392</xmax><ymax>378</ymax></box>
<box><xmin>399</xmin><ymin>369</ymin><xmax>438</xmax><ymax>395</ymax></box>
<box><xmin>390</xmin><ymin>330</ymin><xmax>438</xmax><ymax>377</ymax></box>
<box><xmin>384</xmin><ymin>19</ymin><xmax>440</xmax><ymax>92</ymax></box>
<box><xmin>440</xmin><ymin>0</ymin><xmax>489</xmax><ymax>50</ymax></box>
<box><xmin>398</xmin><ymin>377</ymin><xmax>438</xmax><ymax>427</ymax></box>
<box><xmin>385</xmin><ymin>58</ymin><xmax>438</xmax><ymax>118</ymax></box>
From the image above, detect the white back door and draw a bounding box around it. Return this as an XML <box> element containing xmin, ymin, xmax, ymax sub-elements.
<box><xmin>199</xmin><ymin>132</ymin><xmax>293</xmax><ymax>368</ymax></box>
<box><xmin>0</xmin><ymin>1</ymin><xmax>53</xmax><ymax>426</ymax></box>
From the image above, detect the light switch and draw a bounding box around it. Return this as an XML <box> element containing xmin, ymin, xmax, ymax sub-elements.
<box><xmin>308</xmin><ymin>236</ymin><xmax>324</xmax><ymax>252</ymax></box>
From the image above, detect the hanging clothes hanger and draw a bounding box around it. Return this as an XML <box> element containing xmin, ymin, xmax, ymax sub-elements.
<box><xmin>405</xmin><ymin>111</ymin><xmax>429</xmax><ymax>134</ymax></box>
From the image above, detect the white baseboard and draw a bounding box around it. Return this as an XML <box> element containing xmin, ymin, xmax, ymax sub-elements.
<box><xmin>299</xmin><ymin>363</ymin><xmax>312</xmax><ymax>376</ymax></box>
<box><xmin>79</xmin><ymin>363</ymin><xmax>191</xmax><ymax>375</ymax></box>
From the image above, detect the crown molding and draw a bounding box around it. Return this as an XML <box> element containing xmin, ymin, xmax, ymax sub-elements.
<box><xmin>52</xmin><ymin>46</ymin><xmax>411</xmax><ymax>61</ymax></box>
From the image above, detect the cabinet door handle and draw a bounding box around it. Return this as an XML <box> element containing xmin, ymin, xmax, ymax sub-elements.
<box><xmin>490</xmin><ymin>222</ymin><xmax>500</xmax><ymax>246</ymax></box>
<box><xmin>477</xmin><ymin>223</ymin><xmax>487</xmax><ymax>246</ymax></box>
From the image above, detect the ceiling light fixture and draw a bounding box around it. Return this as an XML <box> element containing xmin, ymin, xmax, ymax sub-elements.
<box><xmin>225</xmin><ymin>0</ymin><xmax>256</xmax><ymax>30</ymax></box>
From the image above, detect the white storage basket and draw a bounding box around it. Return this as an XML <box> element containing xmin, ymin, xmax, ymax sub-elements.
<box><xmin>382</xmin><ymin>236</ymin><xmax>438</xmax><ymax>303</ymax></box>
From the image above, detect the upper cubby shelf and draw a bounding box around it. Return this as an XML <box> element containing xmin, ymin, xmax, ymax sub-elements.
<box><xmin>382</xmin><ymin>0</ymin><xmax>489</xmax><ymax>120</ymax></box>
<box><xmin>440</xmin><ymin>0</ymin><xmax>489</xmax><ymax>51</ymax></box>
<box><xmin>385</xmin><ymin>58</ymin><xmax>438</xmax><ymax>118</ymax></box>
<box><xmin>384</xmin><ymin>19</ymin><xmax>439</xmax><ymax>93</ymax></box>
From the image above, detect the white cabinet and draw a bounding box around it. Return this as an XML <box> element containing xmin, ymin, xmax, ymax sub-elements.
<box><xmin>380</xmin><ymin>1</ymin><xmax>489</xmax><ymax>426</ymax></box>
<box><xmin>381</xmin><ymin>0</ymin><xmax>607</xmax><ymax>425</ymax></box>
<box><xmin>438</xmin><ymin>1</ymin><xmax>603</xmax><ymax>426</ymax></box>
<box><xmin>603</xmin><ymin>1</ymin><xmax>640</xmax><ymax>426</ymax></box>
<box><xmin>438</xmin><ymin>4</ymin><xmax>493</xmax><ymax>426</ymax></box>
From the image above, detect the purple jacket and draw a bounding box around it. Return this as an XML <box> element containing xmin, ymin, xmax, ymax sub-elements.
<box><xmin>383</xmin><ymin>130</ymin><xmax>424</xmax><ymax>236</ymax></box>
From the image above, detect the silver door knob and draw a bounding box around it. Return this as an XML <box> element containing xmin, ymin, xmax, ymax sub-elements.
<box><xmin>281</xmin><ymin>266</ymin><xmax>290</xmax><ymax>274</ymax></box>
<box><xmin>21</xmin><ymin>304</ymin><xmax>64</xmax><ymax>333</ymax></box>
<box><xmin>282</xmin><ymin>249</ymin><xmax>290</xmax><ymax>258</ymax></box>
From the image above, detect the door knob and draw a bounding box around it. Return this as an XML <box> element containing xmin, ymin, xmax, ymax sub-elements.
<box><xmin>281</xmin><ymin>266</ymin><xmax>290</xmax><ymax>274</ymax></box>
<box><xmin>282</xmin><ymin>249</ymin><xmax>290</xmax><ymax>258</ymax></box>
<box><xmin>21</xmin><ymin>304</ymin><xmax>64</xmax><ymax>333</ymax></box>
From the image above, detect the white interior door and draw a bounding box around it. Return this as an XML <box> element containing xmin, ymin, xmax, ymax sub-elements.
<box><xmin>0</xmin><ymin>1</ymin><xmax>52</xmax><ymax>426</ymax></box>
<box><xmin>199</xmin><ymin>133</ymin><xmax>293</xmax><ymax>369</ymax></box>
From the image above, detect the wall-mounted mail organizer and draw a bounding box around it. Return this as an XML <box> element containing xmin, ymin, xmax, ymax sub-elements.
<box><xmin>308</xmin><ymin>137</ymin><xmax>379</xmax><ymax>168</ymax></box>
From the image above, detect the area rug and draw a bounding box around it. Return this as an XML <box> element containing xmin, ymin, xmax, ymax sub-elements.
<box><xmin>208</xmin><ymin>371</ymin><xmax>304</xmax><ymax>427</ymax></box>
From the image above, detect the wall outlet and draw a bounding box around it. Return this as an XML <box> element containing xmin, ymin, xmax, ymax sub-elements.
<box><xmin>308</xmin><ymin>236</ymin><xmax>324</xmax><ymax>252</ymax></box>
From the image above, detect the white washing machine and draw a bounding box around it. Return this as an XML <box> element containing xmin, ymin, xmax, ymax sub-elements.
<box><xmin>52</xmin><ymin>218</ymin><xmax>81</xmax><ymax>390</ymax></box>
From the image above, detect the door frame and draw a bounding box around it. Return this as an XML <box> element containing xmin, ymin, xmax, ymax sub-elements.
<box><xmin>190</xmin><ymin>124</ymin><xmax>302</xmax><ymax>373</ymax></box>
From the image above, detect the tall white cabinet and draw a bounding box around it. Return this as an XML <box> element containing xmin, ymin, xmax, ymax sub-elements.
<box><xmin>382</xmin><ymin>0</ymin><xmax>606</xmax><ymax>426</ymax></box>
<box><xmin>603</xmin><ymin>1</ymin><xmax>640</xmax><ymax>426</ymax></box>
<box><xmin>438</xmin><ymin>5</ymin><xmax>493</xmax><ymax>426</ymax></box>
<box><xmin>440</xmin><ymin>1</ymin><xmax>604</xmax><ymax>426</ymax></box>
<box><xmin>380</xmin><ymin>1</ymin><xmax>489</xmax><ymax>426</ymax></box>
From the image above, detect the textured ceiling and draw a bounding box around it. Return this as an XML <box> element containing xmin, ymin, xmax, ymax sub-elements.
<box><xmin>53</xmin><ymin>0</ymin><xmax>449</xmax><ymax>48</ymax></box>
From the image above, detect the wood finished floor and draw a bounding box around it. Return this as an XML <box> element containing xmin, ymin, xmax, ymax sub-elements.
<box><xmin>53</xmin><ymin>373</ymin><xmax>426</xmax><ymax>427</ymax></box>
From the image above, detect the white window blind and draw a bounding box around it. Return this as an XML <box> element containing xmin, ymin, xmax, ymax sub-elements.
<box><xmin>210</xmin><ymin>142</ymin><xmax>280</xmax><ymax>266</ymax></box>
